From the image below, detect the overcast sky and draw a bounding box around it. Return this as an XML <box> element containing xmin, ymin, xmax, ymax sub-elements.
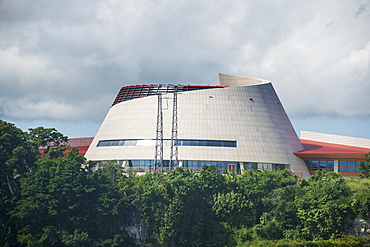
<box><xmin>1</xmin><ymin>0</ymin><xmax>369</xmax><ymax>139</ymax></box>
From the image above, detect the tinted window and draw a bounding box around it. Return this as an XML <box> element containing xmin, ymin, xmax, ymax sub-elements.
<box><xmin>97</xmin><ymin>139</ymin><xmax>237</xmax><ymax>147</ymax></box>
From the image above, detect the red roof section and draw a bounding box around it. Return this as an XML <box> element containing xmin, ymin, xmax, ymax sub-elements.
<box><xmin>67</xmin><ymin>137</ymin><xmax>94</xmax><ymax>147</ymax></box>
<box><xmin>38</xmin><ymin>137</ymin><xmax>93</xmax><ymax>157</ymax></box>
<box><xmin>297</xmin><ymin>139</ymin><xmax>370</xmax><ymax>154</ymax></box>
<box><xmin>294</xmin><ymin>139</ymin><xmax>370</xmax><ymax>160</ymax></box>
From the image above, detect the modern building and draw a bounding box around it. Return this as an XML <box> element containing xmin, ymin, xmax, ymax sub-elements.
<box><xmin>84</xmin><ymin>74</ymin><xmax>312</xmax><ymax>177</ymax></box>
<box><xmin>68</xmin><ymin>74</ymin><xmax>370</xmax><ymax>178</ymax></box>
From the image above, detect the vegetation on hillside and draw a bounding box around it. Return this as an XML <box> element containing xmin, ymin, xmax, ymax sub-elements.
<box><xmin>1</xmin><ymin>120</ymin><xmax>370</xmax><ymax>246</ymax></box>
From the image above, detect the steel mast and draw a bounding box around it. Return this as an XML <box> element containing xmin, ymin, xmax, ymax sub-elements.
<box><xmin>154</xmin><ymin>92</ymin><xmax>163</xmax><ymax>172</ymax></box>
<box><xmin>170</xmin><ymin>86</ymin><xmax>178</xmax><ymax>169</ymax></box>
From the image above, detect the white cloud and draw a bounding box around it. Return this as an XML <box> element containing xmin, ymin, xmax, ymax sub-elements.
<box><xmin>0</xmin><ymin>0</ymin><xmax>369</xmax><ymax>130</ymax></box>
<box><xmin>0</xmin><ymin>99</ymin><xmax>76</xmax><ymax>120</ymax></box>
<box><xmin>231</xmin><ymin>0</ymin><xmax>370</xmax><ymax>117</ymax></box>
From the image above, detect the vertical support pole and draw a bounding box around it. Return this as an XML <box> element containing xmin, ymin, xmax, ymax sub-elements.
<box><xmin>154</xmin><ymin>92</ymin><xmax>163</xmax><ymax>171</ymax></box>
<box><xmin>170</xmin><ymin>86</ymin><xmax>178</xmax><ymax>169</ymax></box>
<box><xmin>239</xmin><ymin>162</ymin><xmax>244</xmax><ymax>174</ymax></box>
<box><xmin>334</xmin><ymin>160</ymin><xmax>339</xmax><ymax>173</ymax></box>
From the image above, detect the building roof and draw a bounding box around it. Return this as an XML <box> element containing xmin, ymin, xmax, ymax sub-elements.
<box><xmin>300</xmin><ymin>130</ymin><xmax>370</xmax><ymax>149</ymax></box>
<box><xmin>111</xmin><ymin>74</ymin><xmax>273</xmax><ymax>106</ymax></box>
<box><xmin>112</xmin><ymin>84</ymin><xmax>224</xmax><ymax>106</ymax></box>
<box><xmin>294</xmin><ymin>139</ymin><xmax>370</xmax><ymax>160</ymax></box>
<box><xmin>67</xmin><ymin>137</ymin><xmax>94</xmax><ymax>147</ymax></box>
<box><xmin>38</xmin><ymin>137</ymin><xmax>93</xmax><ymax>156</ymax></box>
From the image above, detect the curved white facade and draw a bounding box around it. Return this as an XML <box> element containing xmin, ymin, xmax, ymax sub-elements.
<box><xmin>85</xmin><ymin>74</ymin><xmax>310</xmax><ymax>177</ymax></box>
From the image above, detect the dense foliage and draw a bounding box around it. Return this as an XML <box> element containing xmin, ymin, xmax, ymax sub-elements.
<box><xmin>359</xmin><ymin>152</ymin><xmax>370</xmax><ymax>179</ymax></box>
<box><xmin>1</xmin><ymin>120</ymin><xmax>370</xmax><ymax>246</ymax></box>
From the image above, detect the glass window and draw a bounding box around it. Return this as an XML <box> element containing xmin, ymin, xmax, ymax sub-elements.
<box><xmin>339</xmin><ymin>161</ymin><xmax>360</xmax><ymax>172</ymax></box>
<box><xmin>111</xmin><ymin>140</ymin><xmax>120</xmax><ymax>146</ymax></box>
<box><xmin>163</xmin><ymin>140</ymin><xmax>172</xmax><ymax>146</ymax></box>
<box><xmin>97</xmin><ymin>160</ymin><xmax>108</xmax><ymax>167</ymax></box>
<box><xmin>127</xmin><ymin>160</ymin><xmax>133</xmax><ymax>167</ymax></box>
<box><xmin>272</xmin><ymin>164</ymin><xmax>285</xmax><ymax>170</ymax></box>
<box><xmin>144</xmin><ymin>160</ymin><xmax>154</xmax><ymax>167</ymax></box>
<box><xmin>244</xmin><ymin>162</ymin><xmax>258</xmax><ymax>170</ymax></box>
<box><xmin>199</xmin><ymin>140</ymin><xmax>208</xmax><ymax>146</ymax></box>
<box><xmin>181</xmin><ymin>140</ymin><xmax>191</xmax><ymax>146</ymax></box>
<box><xmin>223</xmin><ymin>141</ymin><xmax>237</xmax><ymax>147</ymax></box>
<box><xmin>125</xmin><ymin>140</ymin><xmax>137</xmax><ymax>146</ymax></box>
<box><xmin>97</xmin><ymin>139</ymin><xmax>237</xmax><ymax>147</ymax></box>
<box><xmin>182</xmin><ymin>160</ymin><xmax>238</xmax><ymax>173</ymax></box>
<box><xmin>137</xmin><ymin>140</ymin><xmax>155</xmax><ymax>146</ymax></box>
<box><xmin>305</xmin><ymin>160</ymin><xmax>334</xmax><ymax>171</ymax></box>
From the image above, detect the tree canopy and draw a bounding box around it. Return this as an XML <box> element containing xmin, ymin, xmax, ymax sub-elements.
<box><xmin>1</xmin><ymin>120</ymin><xmax>370</xmax><ymax>247</ymax></box>
<box><xmin>359</xmin><ymin>152</ymin><xmax>370</xmax><ymax>179</ymax></box>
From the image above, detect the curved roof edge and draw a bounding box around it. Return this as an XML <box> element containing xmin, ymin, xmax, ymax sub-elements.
<box><xmin>111</xmin><ymin>74</ymin><xmax>271</xmax><ymax>106</ymax></box>
<box><xmin>219</xmin><ymin>73</ymin><xmax>270</xmax><ymax>87</ymax></box>
<box><xmin>111</xmin><ymin>84</ymin><xmax>224</xmax><ymax>106</ymax></box>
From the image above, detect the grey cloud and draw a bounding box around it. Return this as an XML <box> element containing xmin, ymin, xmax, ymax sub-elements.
<box><xmin>0</xmin><ymin>0</ymin><xmax>369</xmax><ymax>128</ymax></box>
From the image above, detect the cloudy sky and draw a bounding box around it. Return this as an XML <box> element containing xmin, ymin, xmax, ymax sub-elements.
<box><xmin>1</xmin><ymin>0</ymin><xmax>369</xmax><ymax>139</ymax></box>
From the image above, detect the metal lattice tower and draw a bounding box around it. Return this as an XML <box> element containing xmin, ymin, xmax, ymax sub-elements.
<box><xmin>170</xmin><ymin>86</ymin><xmax>178</xmax><ymax>169</ymax></box>
<box><xmin>154</xmin><ymin>93</ymin><xmax>163</xmax><ymax>171</ymax></box>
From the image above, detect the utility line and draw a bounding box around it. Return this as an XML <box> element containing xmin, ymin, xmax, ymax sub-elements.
<box><xmin>60</xmin><ymin>110</ymin><xmax>107</xmax><ymax>131</ymax></box>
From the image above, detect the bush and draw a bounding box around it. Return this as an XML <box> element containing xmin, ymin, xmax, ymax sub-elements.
<box><xmin>238</xmin><ymin>235</ymin><xmax>370</xmax><ymax>247</ymax></box>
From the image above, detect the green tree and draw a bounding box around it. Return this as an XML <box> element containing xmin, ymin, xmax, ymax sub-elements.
<box><xmin>27</xmin><ymin>126</ymin><xmax>68</xmax><ymax>159</ymax></box>
<box><xmin>128</xmin><ymin>171</ymin><xmax>167</xmax><ymax>245</ymax></box>
<box><xmin>216</xmin><ymin>169</ymin><xmax>299</xmax><ymax>243</ymax></box>
<box><xmin>90</xmin><ymin>161</ymin><xmax>134</xmax><ymax>245</ymax></box>
<box><xmin>0</xmin><ymin>121</ymin><xmax>69</xmax><ymax>197</ymax></box>
<box><xmin>0</xmin><ymin>120</ymin><xmax>36</xmax><ymax>196</ymax></box>
<box><xmin>128</xmin><ymin>166</ymin><xmax>231</xmax><ymax>247</ymax></box>
<box><xmin>295</xmin><ymin>171</ymin><xmax>351</xmax><ymax>240</ymax></box>
<box><xmin>253</xmin><ymin>183</ymin><xmax>301</xmax><ymax>241</ymax></box>
<box><xmin>0</xmin><ymin>121</ymin><xmax>71</xmax><ymax>247</ymax></box>
<box><xmin>13</xmin><ymin>149</ymin><xmax>132</xmax><ymax>246</ymax></box>
<box><xmin>0</xmin><ymin>121</ymin><xmax>36</xmax><ymax>247</ymax></box>
<box><xmin>213</xmin><ymin>190</ymin><xmax>255</xmax><ymax>228</ymax></box>
<box><xmin>347</xmin><ymin>176</ymin><xmax>370</xmax><ymax>219</ymax></box>
<box><xmin>359</xmin><ymin>152</ymin><xmax>370</xmax><ymax>179</ymax></box>
<box><xmin>163</xmin><ymin>166</ymin><xmax>228</xmax><ymax>247</ymax></box>
<box><xmin>221</xmin><ymin>169</ymin><xmax>297</xmax><ymax>228</ymax></box>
